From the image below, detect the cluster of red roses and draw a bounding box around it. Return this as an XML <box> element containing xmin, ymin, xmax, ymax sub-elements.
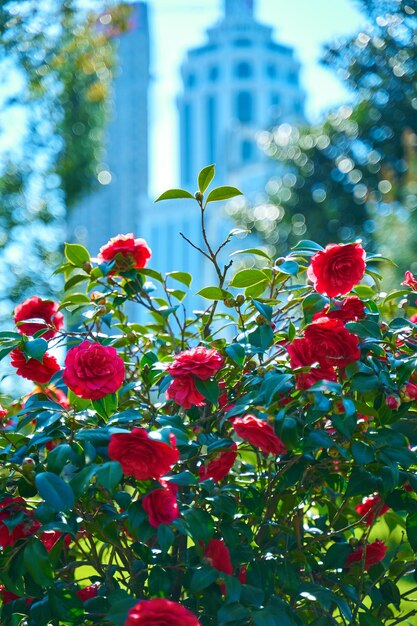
<box><xmin>287</xmin><ymin>243</ymin><xmax>366</xmax><ymax>389</ymax></box>
<box><xmin>4</xmin><ymin>233</ymin><xmax>417</xmax><ymax>624</ymax></box>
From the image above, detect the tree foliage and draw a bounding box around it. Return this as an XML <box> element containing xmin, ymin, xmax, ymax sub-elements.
<box><xmin>0</xmin><ymin>0</ymin><xmax>118</xmax><ymax>305</ymax></box>
<box><xmin>234</xmin><ymin>0</ymin><xmax>417</xmax><ymax>271</ymax></box>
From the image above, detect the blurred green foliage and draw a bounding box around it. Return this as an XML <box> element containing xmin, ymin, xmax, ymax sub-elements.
<box><xmin>234</xmin><ymin>0</ymin><xmax>417</xmax><ymax>276</ymax></box>
<box><xmin>0</xmin><ymin>0</ymin><xmax>120</xmax><ymax>305</ymax></box>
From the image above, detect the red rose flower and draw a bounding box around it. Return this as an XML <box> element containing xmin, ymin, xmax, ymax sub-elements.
<box><xmin>40</xmin><ymin>530</ymin><xmax>72</xmax><ymax>552</ymax></box>
<box><xmin>312</xmin><ymin>296</ymin><xmax>365</xmax><ymax>324</ymax></box>
<box><xmin>10</xmin><ymin>348</ymin><xmax>60</xmax><ymax>385</ymax></box>
<box><xmin>307</xmin><ymin>243</ymin><xmax>366</xmax><ymax>298</ymax></box>
<box><xmin>0</xmin><ymin>404</ymin><xmax>7</xmax><ymax>420</ymax></box>
<box><xmin>409</xmin><ymin>313</ymin><xmax>417</xmax><ymax>324</ymax></box>
<box><xmin>238</xmin><ymin>565</ymin><xmax>247</xmax><ymax>584</ymax></box>
<box><xmin>287</xmin><ymin>337</ymin><xmax>337</xmax><ymax>390</ymax></box>
<box><xmin>232</xmin><ymin>415</ymin><xmax>286</xmax><ymax>456</ymax></box>
<box><xmin>401</xmin><ymin>381</ymin><xmax>417</xmax><ymax>402</ymax></box>
<box><xmin>166</xmin><ymin>376</ymin><xmax>205</xmax><ymax>409</ymax></box>
<box><xmin>355</xmin><ymin>495</ymin><xmax>390</xmax><ymax>526</ymax></box>
<box><xmin>142</xmin><ymin>487</ymin><xmax>179</xmax><ymax>527</ymax></box>
<box><xmin>385</xmin><ymin>395</ymin><xmax>401</xmax><ymax>409</ymax></box>
<box><xmin>125</xmin><ymin>598</ymin><xmax>201</xmax><ymax>626</ymax></box>
<box><xmin>108</xmin><ymin>428</ymin><xmax>179</xmax><ymax>481</ymax></box>
<box><xmin>0</xmin><ymin>497</ymin><xmax>40</xmax><ymax>547</ymax></box>
<box><xmin>0</xmin><ymin>585</ymin><xmax>21</xmax><ymax>604</ymax></box>
<box><xmin>63</xmin><ymin>341</ymin><xmax>125</xmax><ymax>400</ymax></box>
<box><xmin>14</xmin><ymin>296</ymin><xmax>64</xmax><ymax>340</ymax></box>
<box><xmin>167</xmin><ymin>346</ymin><xmax>223</xmax><ymax>380</ymax></box>
<box><xmin>76</xmin><ymin>583</ymin><xmax>100</xmax><ymax>603</ymax></box>
<box><xmin>304</xmin><ymin>317</ymin><xmax>360</xmax><ymax>368</ymax></box>
<box><xmin>198</xmin><ymin>443</ymin><xmax>238</xmax><ymax>483</ymax></box>
<box><xmin>98</xmin><ymin>233</ymin><xmax>151</xmax><ymax>272</ymax></box>
<box><xmin>402</xmin><ymin>270</ymin><xmax>417</xmax><ymax>291</ymax></box>
<box><xmin>204</xmin><ymin>539</ymin><xmax>233</xmax><ymax>575</ymax></box>
<box><xmin>345</xmin><ymin>540</ymin><xmax>387</xmax><ymax>570</ymax></box>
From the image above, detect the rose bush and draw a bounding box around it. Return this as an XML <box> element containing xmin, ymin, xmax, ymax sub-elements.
<box><xmin>0</xmin><ymin>165</ymin><xmax>417</xmax><ymax>625</ymax></box>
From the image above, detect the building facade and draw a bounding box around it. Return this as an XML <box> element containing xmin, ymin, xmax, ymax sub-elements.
<box><xmin>68</xmin><ymin>2</ymin><xmax>150</xmax><ymax>259</ymax></box>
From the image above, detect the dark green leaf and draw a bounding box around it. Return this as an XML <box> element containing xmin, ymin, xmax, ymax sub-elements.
<box><xmin>225</xmin><ymin>343</ymin><xmax>246</xmax><ymax>366</ymax></box>
<box><xmin>35</xmin><ymin>472</ymin><xmax>74</xmax><ymax>512</ymax></box>
<box><xmin>190</xmin><ymin>566</ymin><xmax>218</xmax><ymax>592</ymax></box>
<box><xmin>157</xmin><ymin>524</ymin><xmax>175</xmax><ymax>553</ymax></box>
<box><xmin>95</xmin><ymin>461</ymin><xmax>123</xmax><ymax>491</ymax></box>
<box><xmin>47</xmin><ymin>443</ymin><xmax>72</xmax><ymax>474</ymax></box>
<box><xmin>183</xmin><ymin>508</ymin><xmax>214</xmax><ymax>543</ymax></box>
<box><xmin>23</xmin><ymin>539</ymin><xmax>53</xmax><ymax>586</ymax></box>
<box><xmin>194</xmin><ymin>377</ymin><xmax>219</xmax><ymax>405</ymax></box>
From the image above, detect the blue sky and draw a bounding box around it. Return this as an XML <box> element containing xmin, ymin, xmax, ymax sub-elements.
<box><xmin>148</xmin><ymin>0</ymin><xmax>365</xmax><ymax>194</ymax></box>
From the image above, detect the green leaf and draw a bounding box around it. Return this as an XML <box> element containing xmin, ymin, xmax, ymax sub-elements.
<box><xmin>352</xmin><ymin>441</ymin><xmax>375</xmax><ymax>465</ymax></box>
<box><xmin>218</xmin><ymin>603</ymin><xmax>250</xmax><ymax>623</ymax></box>
<box><xmin>48</xmin><ymin>588</ymin><xmax>84</xmax><ymax>621</ymax></box>
<box><xmin>95</xmin><ymin>461</ymin><xmax>123</xmax><ymax>491</ymax></box>
<box><xmin>406</xmin><ymin>512</ymin><xmax>417</xmax><ymax>552</ymax></box>
<box><xmin>155</xmin><ymin>188</ymin><xmax>194</xmax><ymax>202</ymax></box>
<box><xmin>106</xmin><ymin>593</ymin><xmax>137</xmax><ymax>626</ymax></box>
<box><xmin>183</xmin><ymin>508</ymin><xmax>214</xmax><ymax>543</ymax></box>
<box><xmin>47</xmin><ymin>443</ymin><xmax>72</xmax><ymax>474</ymax></box>
<box><xmin>231</xmin><ymin>248</ymin><xmax>272</xmax><ymax>261</ymax></box>
<box><xmin>198</xmin><ymin>164</ymin><xmax>215</xmax><ymax>193</ymax></box>
<box><xmin>92</xmin><ymin>393</ymin><xmax>118</xmax><ymax>418</ymax></box>
<box><xmin>70</xmin><ymin>465</ymin><xmax>97</xmax><ymax>497</ymax></box>
<box><xmin>230</xmin><ymin>269</ymin><xmax>269</xmax><ymax>289</ymax></box>
<box><xmin>24</xmin><ymin>338</ymin><xmax>49</xmax><ymax>362</ymax></box>
<box><xmin>345</xmin><ymin>468</ymin><xmax>379</xmax><ymax>497</ymax></box>
<box><xmin>276</xmin><ymin>260</ymin><xmax>299</xmax><ymax>276</ymax></box>
<box><xmin>64</xmin><ymin>242</ymin><xmax>90</xmax><ymax>266</ymax></box>
<box><xmin>163</xmin><ymin>471</ymin><xmax>198</xmax><ymax>486</ymax></box>
<box><xmin>225</xmin><ymin>343</ymin><xmax>246</xmax><ymax>366</ymax></box>
<box><xmin>206</xmin><ymin>185</ymin><xmax>242</xmax><ymax>203</ymax></box>
<box><xmin>166</xmin><ymin>271</ymin><xmax>192</xmax><ymax>287</ymax></box>
<box><xmin>24</xmin><ymin>539</ymin><xmax>53</xmax><ymax>586</ymax></box>
<box><xmin>322</xmin><ymin>543</ymin><xmax>352</xmax><ymax>570</ymax></box>
<box><xmin>35</xmin><ymin>472</ymin><xmax>74</xmax><ymax>512</ymax></box>
<box><xmin>253</xmin><ymin>300</ymin><xmax>273</xmax><ymax>322</ymax></box>
<box><xmin>194</xmin><ymin>377</ymin><xmax>219</xmax><ymax>405</ymax></box>
<box><xmin>197</xmin><ymin>286</ymin><xmax>231</xmax><ymax>300</ymax></box>
<box><xmin>190</xmin><ymin>566</ymin><xmax>218</xmax><ymax>592</ymax></box>
<box><xmin>157</xmin><ymin>524</ymin><xmax>175</xmax><ymax>553</ymax></box>
<box><xmin>291</xmin><ymin>240</ymin><xmax>324</xmax><ymax>253</ymax></box>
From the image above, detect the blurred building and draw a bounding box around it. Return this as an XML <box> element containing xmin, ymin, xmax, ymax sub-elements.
<box><xmin>70</xmin><ymin>0</ymin><xmax>305</xmax><ymax>312</ymax></box>
<box><xmin>68</xmin><ymin>2</ymin><xmax>150</xmax><ymax>259</ymax></box>
<box><xmin>178</xmin><ymin>0</ymin><xmax>305</xmax><ymax>193</ymax></box>
<box><xmin>147</xmin><ymin>0</ymin><xmax>306</xmax><ymax>295</ymax></box>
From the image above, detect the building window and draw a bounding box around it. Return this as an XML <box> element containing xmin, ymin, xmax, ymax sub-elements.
<box><xmin>233</xmin><ymin>38</ymin><xmax>252</xmax><ymax>47</ymax></box>
<box><xmin>236</xmin><ymin>91</ymin><xmax>253</xmax><ymax>123</ymax></box>
<box><xmin>208</xmin><ymin>65</ymin><xmax>219</xmax><ymax>82</ymax></box>
<box><xmin>241</xmin><ymin>139</ymin><xmax>253</xmax><ymax>163</ymax></box>
<box><xmin>186</xmin><ymin>73</ymin><xmax>196</xmax><ymax>88</ymax></box>
<box><xmin>287</xmin><ymin>71</ymin><xmax>298</xmax><ymax>85</ymax></box>
<box><xmin>235</xmin><ymin>61</ymin><xmax>252</xmax><ymax>79</ymax></box>
<box><xmin>266</xmin><ymin>63</ymin><xmax>277</xmax><ymax>78</ymax></box>
<box><xmin>270</xmin><ymin>93</ymin><xmax>281</xmax><ymax>123</ymax></box>
<box><xmin>206</xmin><ymin>96</ymin><xmax>216</xmax><ymax>163</ymax></box>
<box><xmin>182</xmin><ymin>103</ymin><xmax>192</xmax><ymax>184</ymax></box>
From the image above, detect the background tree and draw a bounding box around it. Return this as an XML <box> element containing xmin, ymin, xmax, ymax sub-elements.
<box><xmin>0</xmin><ymin>0</ymin><xmax>121</xmax><ymax>307</ymax></box>
<box><xmin>234</xmin><ymin>0</ymin><xmax>417</xmax><ymax>277</ymax></box>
